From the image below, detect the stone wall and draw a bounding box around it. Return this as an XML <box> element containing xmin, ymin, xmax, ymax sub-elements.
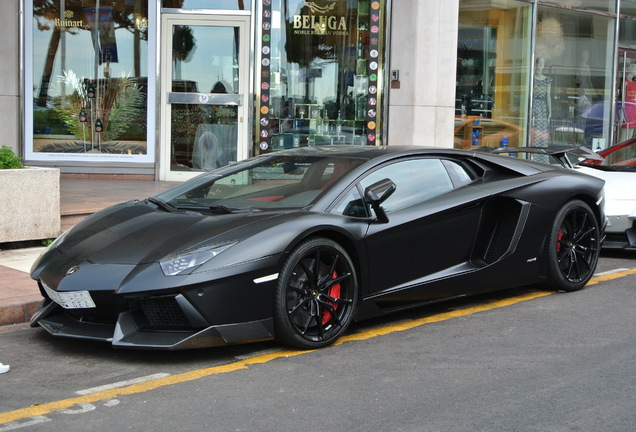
<box><xmin>0</xmin><ymin>167</ymin><xmax>61</xmax><ymax>243</ymax></box>
<box><xmin>387</xmin><ymin>0</ymin><xmax>459</xmax><ymax>148</ymax></box>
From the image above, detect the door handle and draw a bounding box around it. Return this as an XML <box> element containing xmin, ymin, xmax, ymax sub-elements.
<box><xmin>168</xmin><ymin>92</ymin><xmax>242</xmax><ymax>105</ymax></box>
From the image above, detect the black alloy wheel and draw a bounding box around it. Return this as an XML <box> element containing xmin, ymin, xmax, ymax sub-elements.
<box><xmin>546</xmin><ymin>199</ymin><xmax>600</xmax><ymax>292</ymax></box>
<box><xmin>274</xmin><ymin>237</ymin><xmax>358</xmax><ymax>349</ymax></box>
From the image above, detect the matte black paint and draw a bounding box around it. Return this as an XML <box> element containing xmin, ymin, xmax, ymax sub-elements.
<box><xmin>30</xmin><ymin>146</ymin><xmax>606</xmax><ymax>349</ymax></box>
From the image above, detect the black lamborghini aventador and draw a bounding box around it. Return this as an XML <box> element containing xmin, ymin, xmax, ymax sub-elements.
<box><xmin>30</xmin><ymin>146</ymin><xmax>606</xmax><ymax>350</ymax></box>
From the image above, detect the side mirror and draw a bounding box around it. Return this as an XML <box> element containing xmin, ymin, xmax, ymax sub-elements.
<box><xmin>364</xmin><ymin>178</ymin><xmax>396</xmax><ymax>223</ymax></box>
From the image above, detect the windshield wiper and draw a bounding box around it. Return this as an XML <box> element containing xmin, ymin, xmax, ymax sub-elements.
<box><xmin>172</xmin><ymin>204</ymin><xmax>252</xmax><ymax>214</ymax></box>
<box><xmin>146</xmin><ymin>197</ymin><xmax>177</xmax><ymax>213</ymax></box>
<box><xmin>208</xmin><ymin>205</ymin><xmax>253</xmax><ymax>214</ymax></box>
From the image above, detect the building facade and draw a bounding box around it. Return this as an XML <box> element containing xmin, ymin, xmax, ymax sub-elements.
<box><xmin>3</xmin><ymin>1</ymin><xmax>635</xmax><ymax>181</ymax></box>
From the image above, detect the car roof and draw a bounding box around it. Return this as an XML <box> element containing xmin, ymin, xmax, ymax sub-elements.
<box><xmin>263</xmin><ymin>144</ymin><xmax>510</xmax><ymax>161</ymax></box>
<box><xmin>266</xmin><ymin>145</ymin><xmax>427</xmax><ymax>159</ymax></box>
<box><xmin>264</xmin><ymin>145</ymin><xmax>546</xmax><ymax>176</ymax></box>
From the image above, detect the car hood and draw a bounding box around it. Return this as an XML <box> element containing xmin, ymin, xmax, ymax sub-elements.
<box><xmin>52</xmin><ymin>200</ymin><xmax>284</xmax><ymax>265</ymax></box>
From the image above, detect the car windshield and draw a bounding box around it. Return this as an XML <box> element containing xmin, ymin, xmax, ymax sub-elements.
<box><xmin>154</xmin><ymin>155</ymin><xmax>366</xmax><ymax>212</ymax></box>
<box><xmin>580</xmin><ymin>140</ymin><xmax>636</xmax><ymax>171</ymax></box>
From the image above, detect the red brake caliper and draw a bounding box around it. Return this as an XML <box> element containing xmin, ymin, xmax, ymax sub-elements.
<box><xmin>556</xmin><ymin>229</ymin><xmax>564</xmax><ymax>253</ymax></box>
<box><xmin>321</xmin><ymin>271</ymin><xmax>341</xmax><ymax>325</ymax></box>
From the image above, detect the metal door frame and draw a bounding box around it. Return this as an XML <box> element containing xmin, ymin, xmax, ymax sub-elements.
<box><xmin>159</xmin><ymin>13</ymin><xmax>251</xmax><ymax>181</ymax></box>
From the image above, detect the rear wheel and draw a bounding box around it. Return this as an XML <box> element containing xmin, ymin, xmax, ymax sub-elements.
<box><xmin>545</xmin><ymin>200</ymin><xmax>600</xmax><ymax>292</ymax></box>
<box><xmin>274</xmin><ymin>238</ymin><xmax>357</xmax><ymax>349</ymax></box>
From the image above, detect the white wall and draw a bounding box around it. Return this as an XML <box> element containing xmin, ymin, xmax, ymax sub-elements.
<box><xmin>0</xmin><ymin>1</ymin><xmax>21</xmax><ymax>155</ymax></box>
<box><xmin>387</xmin><ymin>0</ymin><xmax>458</xmax><ymax>148</ymax></box>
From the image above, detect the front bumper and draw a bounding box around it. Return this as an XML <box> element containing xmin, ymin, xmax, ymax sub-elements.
<box><xmin>30</xmin><ymin>252</ymin><xmax>283</xmax><ymax>349</ymax></box>
<box><xmin>31</xmin><ymin>299</ymin><xmax>275</xmax><ymax>350</ymax></box>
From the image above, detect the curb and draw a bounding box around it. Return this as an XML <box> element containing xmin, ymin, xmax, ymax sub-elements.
<box><xmin>0</xmin><ymin>298</ymin><xmax>41</xmax><ymax>327</ymax></box>
<box><xmin>0</xmin><ymin>264</ymin><xmax>43</xmax><ymax>327</ymax></box>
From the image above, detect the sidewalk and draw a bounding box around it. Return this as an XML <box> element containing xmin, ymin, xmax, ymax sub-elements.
<box><xmin>0</xmin><ymin>178</ymin><xmax>179</xmax><ymax>327</ymax></box>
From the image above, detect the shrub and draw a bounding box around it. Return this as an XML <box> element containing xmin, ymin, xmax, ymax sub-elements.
<box><xmin>0</xmin><ymin>146</ymin><xmax>24</xmax><ymax>169</ymax></box>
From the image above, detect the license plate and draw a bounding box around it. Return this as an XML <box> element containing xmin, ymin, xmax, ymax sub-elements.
<box><xmin>44</xmin><ymin>286</ymin><xmax>96</xmax><ymax>309</ymax></box>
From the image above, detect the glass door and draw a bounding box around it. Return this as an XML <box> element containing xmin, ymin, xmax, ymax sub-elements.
<box><xmin>160</xmin><ymin>14</ymin><xmax>250</xmax><ymax>181</ymax></box>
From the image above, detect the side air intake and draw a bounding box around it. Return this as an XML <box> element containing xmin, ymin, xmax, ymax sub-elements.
<box><xmin>473</xmin><ymin>198</ymin><xmax>529</xmax><ymax>265</ymax></box>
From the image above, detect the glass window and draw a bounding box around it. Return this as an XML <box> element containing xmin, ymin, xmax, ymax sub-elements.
<box><xmin>256</xmin><ymin>0</ymin><xmax>388</xmax><ymax>154</ymax></box>
<box><xmin>456</xmin><ymin>0</ymin><xmax>533</xmax><ymax>150</ymax></box>
<box><xmin>540</xmin><ymin>0</ymin><xmax>616</xmax><ymax>15</ymax></box>
<box><xmin>169</xmin><ymin>24</ymin><xmax>241</xmax><ymax>171</ymax></box>
<box><xmin>533</xmin><ymin>7</ymin><xmax>615</xmax><ymax>153</ymax></box>
<box><xmin>619</xmin><ymin>14</ymin><xmax>636</xmax><ymax>47</ymax></box>
<box><xmin>359</xmin><ymin>159</ymin><xmax>454</xmax><ymax>214</ymax></box>
<box><xmin>619</xmin><ymin>4</ymin><xmax>636</xmax><ymax>149</ymax></box>
<box><xmin>331</xmin><ymin>187</ymin><xmax>369</xmax><ymax>218</ymax></box>
<box><xmin>162</xmin><ymin>0</ymin><xmax>251</xmax><ymax>9</ymax></box>
<box><xmin>442</xmin><ymin>160</ymin><xmax>474</xmax><ymax>187</ymax></box>
<box><xmin>621</xmin><ymin>0</ymin><xmax>636</xmax><ymax>17</ymax></box>
<box><xmin>30</xmin><ymin>1</ymin><xmax>150</xmax><ymax>160</ymax></box>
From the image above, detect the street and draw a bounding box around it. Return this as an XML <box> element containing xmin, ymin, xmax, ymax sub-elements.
<box><xmin>1</xmin><ymin>252</ymin><xmax>635</xmax><ymax>432</ymax></box>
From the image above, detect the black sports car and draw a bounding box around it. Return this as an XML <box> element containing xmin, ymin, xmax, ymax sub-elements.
<box><xmin>30</xmin><ymin>146</ymin><xmax>606</xmax><ymax>350</ymax></box>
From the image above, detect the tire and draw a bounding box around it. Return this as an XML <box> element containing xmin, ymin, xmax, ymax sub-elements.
<box><xmin>545</xmin><ymin>200</ymin><xmax>600</xmax><ymax>292</ymax></box>
<box><xmin>274</xmin><ymin>237</ymin><xmax>358</xmax><ymax>349</ymax></box>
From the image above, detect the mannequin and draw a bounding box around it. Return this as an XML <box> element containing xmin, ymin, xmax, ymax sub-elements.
<box><xmin>532</xmin><ymin>57</ymin><xmax>553</xmax><ymax>155</ymax></box>
<box><xmin>620</xmin><ymin>62</ymin><xmax>636</xmax><ymax>142</ymax></box>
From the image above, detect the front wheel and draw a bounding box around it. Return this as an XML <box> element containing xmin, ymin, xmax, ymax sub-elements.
<box><xmin>545</xmin><ymin>200</ymin><xmax>600</xmax><ymax>292</ymax></box>
<box><xmin>274</xmin><ymin>238</ymin><xmax>358</xmax><ymax>349</ymax></box>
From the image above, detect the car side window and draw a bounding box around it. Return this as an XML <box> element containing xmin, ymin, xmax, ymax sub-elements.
<box><xmin>442</xmin><ymin>160</ymin><xmax>474</xmax><ymax>187</ymax></box>
<box><xmin>360</xmin><ymin>159</ymin><xmax>454</xmax><ymax>213</ymax></box>
<box><xmin>331</xmin><ymin>186</ymin><xmax>369</xmax><ymax>218</ymax></box>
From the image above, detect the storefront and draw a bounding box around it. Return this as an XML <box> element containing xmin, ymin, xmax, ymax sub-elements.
<box><xmin>24</xmin><ymin>0</ymin><xmax>389</xmax><ymax>181</ymax></box>
<box><xmin>20</xmin><ymin>0</ymin><xmax>636</xmax><ymax>181</ymax></box>
<box><xmin>455</xmin><ymin>0</ymin><xmax>636</xmax><ymax>154</ymax></box>
<box><xmin>26</xmin><ymin>1</ymin><xmax>155</xmax><ymax>174</ymax></box>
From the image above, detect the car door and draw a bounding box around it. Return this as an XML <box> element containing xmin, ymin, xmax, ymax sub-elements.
<box><xmin>358</xmin><ymin>157</ymin><xmax>485</xmax><ymax>302</ymax></box>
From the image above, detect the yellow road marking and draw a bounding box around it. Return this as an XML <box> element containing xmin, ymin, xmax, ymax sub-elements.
<box><xmin>0</xmin><ymin>349</ymin><xmax>313</xmax><ymax>424</ymax></box>
<box><xmin>334</xmin><ymin>290</ymin><xmax>553</xmax><ymax>345</ymax></box>
<box><xmin>1</xmin><ymin>270</ymin><xmax>634</xmax><ymax>424</ymax></box>
<box><xmin>587</xmin><ymin>268</ymin><xmax>636</xmax><ymax>285</ymax></box>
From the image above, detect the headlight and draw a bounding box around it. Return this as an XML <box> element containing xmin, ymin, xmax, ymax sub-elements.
<box><xmin>160</xmin><ymin>241</ymin><xmax>237</xmax><ymax>276</ymax></box>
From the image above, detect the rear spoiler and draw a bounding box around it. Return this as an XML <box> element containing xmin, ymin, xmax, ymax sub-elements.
<box><xmin>476</xmin><ymin>146</ymin><xmax>604</xmax><ymax>168</ymax></box>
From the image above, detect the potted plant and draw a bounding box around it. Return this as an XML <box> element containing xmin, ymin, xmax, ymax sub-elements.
<box><xmin>0</xmin><ymin>146</ymin><xmax>60</xmax><ymax>243</ymax></box>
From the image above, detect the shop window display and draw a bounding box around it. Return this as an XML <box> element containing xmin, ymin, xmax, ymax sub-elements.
<box><xmin>256</xmin><ymin>0</ymin><xmax>387</xmax><ymax>153</ymax></box>
<box><xmin>30</xmin><ymin>1</ymin><xmax>150</xmax><ymax>159</ymax></box>
<box><xmin>455</xmin><ymin>0</ymin><xmax>532</xmax><ymax>150</ymax></box>
<box><xmin>533</xmin><ymin>7</ymin><xmax>615</xmax><ymax>151</ymax></box>
<box><xmin>457</xmin><ymin>1</ymin><xmax>617</xmax><ymax>152</ymax></box>
<box><xmin>619</xmin><ymin>4</ymin><xmax>636</xmax><ymax>144</ymax></box>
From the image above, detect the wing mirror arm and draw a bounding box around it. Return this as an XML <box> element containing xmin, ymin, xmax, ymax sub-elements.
<box><xmin>364</xmin><ymin>178</ymin><xmax>396</xmax><ymax>223</ymax></box>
